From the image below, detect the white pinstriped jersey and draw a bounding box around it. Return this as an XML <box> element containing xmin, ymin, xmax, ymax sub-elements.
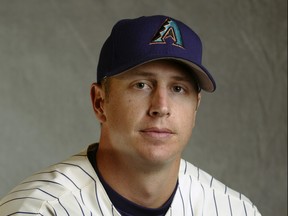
<box><xmin>0</xmin><ymin>145</ymin><xmax>261</xmax><ymax>216</ymax></box>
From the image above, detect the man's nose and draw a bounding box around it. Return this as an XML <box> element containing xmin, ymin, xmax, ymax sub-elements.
<box><xmin>148</xmin><ymin>87</ymin><xmax>171</xmax><ymax>118</ymax></box>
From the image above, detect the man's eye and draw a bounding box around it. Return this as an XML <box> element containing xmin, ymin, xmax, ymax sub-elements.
<box><xmin>135</xmin><ymin>82</ymin><xmax>147</xmax><ymax>89</ymax></box>
<box><xmin>172</xmin><ymin>86</ymin><xmax>184</xmax><ymax>93</ymax></box>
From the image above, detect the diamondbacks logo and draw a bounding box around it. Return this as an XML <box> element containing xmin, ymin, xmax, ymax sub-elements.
<box><xmin>150</xmin><ymin>18</ymin><xmax>184</xmax><ymax>48</ymax></box>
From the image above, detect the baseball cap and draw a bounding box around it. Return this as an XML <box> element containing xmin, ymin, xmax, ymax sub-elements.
<box><xmin>97</xmin><ymin>15</ymin><xmax>216</xmax><ymax>92</ymax></box>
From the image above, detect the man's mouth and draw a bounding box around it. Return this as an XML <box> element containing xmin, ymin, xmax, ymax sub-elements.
<box><xmin>139</xmin><ymin>127</ymin><xmax>175</xmax><ymax>139</ymax></box>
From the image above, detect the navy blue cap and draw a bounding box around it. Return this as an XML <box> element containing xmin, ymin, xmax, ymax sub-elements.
<box><xmin>97</xmin><ymin>15</ymin><xmax>216</xmax><ymax>92</ymax></box>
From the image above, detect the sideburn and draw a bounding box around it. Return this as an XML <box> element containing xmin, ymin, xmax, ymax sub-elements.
<box><xmin>101</xmin><ymin>77</ymin><xmax>111</xmax><ymax>103</ymax></box>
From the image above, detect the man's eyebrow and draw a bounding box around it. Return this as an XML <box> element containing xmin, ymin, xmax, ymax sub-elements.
<box><xmin>115</xmin><ymin>70</ymin><xmax>156</xmax><ymax>80</ymax></box>
<box><xmin>170</xmin><ymin>75</ymin><xmax>192</xmax><ymax>82</ymax></box>
<box><xmin>123</xmin><ymin>70</ymin><xmax>192</xmax><ymax>82</ymax></box>
<box><xmin>128</xmin><ymin>70</ymin><xmax>155</xmax><ymax>78</ymax></box>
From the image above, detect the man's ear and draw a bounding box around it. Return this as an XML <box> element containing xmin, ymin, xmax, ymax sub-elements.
<box><xmin>90</xmin><ymin>83</ymin><xmax>106</xmax><ymax>123</ymax></box>
<box><xmin>195</xmin><ymin>93</ymin><xmax>201</xmax><ymax>111</ymax></box>
<box><xmin>191</xmin><ymin>93</ymin><xmax>201</xmax><ymax>128</ymax></box>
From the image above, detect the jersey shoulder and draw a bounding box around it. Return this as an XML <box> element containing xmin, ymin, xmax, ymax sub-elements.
<box><xmin>178</xmin><ymin>159</ymin><xmax>259</xmax><ymax>209</ymax></box>
<box><xmin>176</xmin><ymin>159</ymin><xmax>262</xmax><ymax>215</ymax></box>
<box><xmin>0</xmin><ymin>149</ymin><xmax>99</xmax><ymax>215</ymax></box>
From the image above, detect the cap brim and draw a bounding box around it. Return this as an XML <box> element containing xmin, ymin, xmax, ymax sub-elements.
<box><xmin>106</xmin><ymin>57</ymin><xmax>216</xmax><ymax>92</ymax></box>
<box><xmin>171</xmin><ymin>58</ymin><xmax>216</xmax><ymax>92</ymax></box>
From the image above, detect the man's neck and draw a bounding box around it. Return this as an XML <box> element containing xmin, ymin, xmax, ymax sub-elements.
<box><xmin>96</xmin><ymin>144</ymin><xmax>180</xmax><ymax>208</ymax></box>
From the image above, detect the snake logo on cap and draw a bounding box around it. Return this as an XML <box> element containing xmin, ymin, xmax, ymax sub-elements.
<box><xmin>150</xmin><ymin>18</ymin><xmax>184</xmax><ymax>48</ymax></box>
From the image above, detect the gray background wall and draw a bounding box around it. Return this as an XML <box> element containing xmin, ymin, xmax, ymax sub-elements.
<box><xmin>0</xmin><ymin>0</ymin><xmax>286</xmax><ymax>215</ymax></box>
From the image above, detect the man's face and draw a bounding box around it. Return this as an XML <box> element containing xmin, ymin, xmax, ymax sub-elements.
<box><xmin>94</xmin><ymin>60</ymin><xmax>200</xmax><ymax>166</ymax></box>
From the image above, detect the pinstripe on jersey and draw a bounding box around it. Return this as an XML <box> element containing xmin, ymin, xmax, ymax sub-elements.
<box><xmin>0</xmin><ymin>144</ymin><xmax>262</xmax><ymax>216</ymax></box>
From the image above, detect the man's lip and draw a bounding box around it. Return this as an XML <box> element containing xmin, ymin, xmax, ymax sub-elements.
<box><xmin>139</xmin><ymin>127</ymin><xmax>175</xmax><ymax>140</ymax></box>
<box><xmin>139</xmin><ymin>127</ymin><xmax>174</xmax><ymax>134</ymax></box>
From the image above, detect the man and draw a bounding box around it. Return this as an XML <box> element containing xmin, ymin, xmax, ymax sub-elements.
<box><xmin>0</xmin><ymin>15</ymin><xmax>261</xmax><ymax>215</ymax></box>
